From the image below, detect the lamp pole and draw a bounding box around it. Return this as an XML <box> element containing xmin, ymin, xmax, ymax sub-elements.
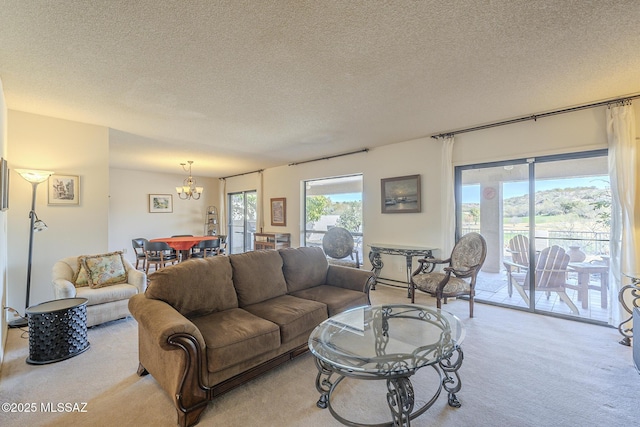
<box><xmin>24</xmin><ymin>181</ymin><xmax>39</xmax><ymax>309</ymax></box>
<box><xmin>9</xmin><ymin>169</ymin><xmax>53</xmax><ymax>328</ymax></box>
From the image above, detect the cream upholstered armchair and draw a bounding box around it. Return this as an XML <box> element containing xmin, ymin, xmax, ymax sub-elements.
<box><xmin>52</xmin><ymin>251</ymin><xmax>147</xmax><ymax>327</ymax></box>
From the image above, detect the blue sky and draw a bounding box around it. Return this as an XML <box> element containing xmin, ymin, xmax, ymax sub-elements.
<box><xmin>462</xmin><ymin>175</ymin><xmax>610</xmax><ymax>203</ymax></box>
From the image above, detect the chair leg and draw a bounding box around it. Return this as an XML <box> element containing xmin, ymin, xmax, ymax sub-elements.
<box><xmin>469</xmin><ymin>295</ymin><xmax>474</xmax><ymax>318</ymax></box>
<box><xmin>513</xmin><ymin>282</ymin><xmax>530</xmax><ymax>306</ymax></box>
<box><xmin>558</xmin><ymin>291</ymin><xmax>579</xmax><ymax>315</ymax></box>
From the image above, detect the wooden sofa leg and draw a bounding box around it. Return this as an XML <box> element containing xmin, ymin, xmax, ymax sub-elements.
<box><xmin>137</xmin><ymin>363</ymin><xmax>149</xmax><ymax>376</ymax></box>
<box><xmin>177</xmin><ymin>405</ymin><xmax>207</xmax><ymax>427</ymax></box>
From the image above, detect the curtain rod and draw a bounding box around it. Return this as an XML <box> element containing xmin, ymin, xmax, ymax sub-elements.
<box><xmin>288</xmin><ymin>148</ymin><xmax>369</xmax><ymax>166</ymax></box>
<box><xmin>431</xmin><ymin>93</ymin><xmax>640</xmax><ymax>139</ymax></box>
<box><xmin>220</xmin><ymin>169</ymin><xmax>263</xmax><ymax>180</ymax></box>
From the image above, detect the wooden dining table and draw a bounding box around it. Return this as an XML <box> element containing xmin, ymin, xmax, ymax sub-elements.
<box><xmin>150</xmin><ymin>235</ymin><xmax>219</xmax><ymax>260</ymax></box>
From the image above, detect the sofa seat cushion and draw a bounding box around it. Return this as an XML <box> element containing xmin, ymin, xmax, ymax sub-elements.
<box><xmin>191</xmin><ymin>308</ymin><xmax>280</xmax><ymax>373</ymax></box>
<box><xmin>279</xmin><ymin>246</ymin><xmax>329</xmax><ymax>293</ymax></box>
<box><xmin>243</xmin><ymin>295</ymin><xmax>328</xmax><ymax>344</ymax></box>
<box><xmin>75</xmin><ymin>282</ymin><xmax>139</xmax><ymax>306</ymax></box>
<box><xmin>290</xmin><ymin>285</ymin><xmax>368</xmax><ymax>317</ymax></box>
<box><xmin>229</xmin><ymin>250</ymin><xmax>288</xmax><ymax>306</ymax></box>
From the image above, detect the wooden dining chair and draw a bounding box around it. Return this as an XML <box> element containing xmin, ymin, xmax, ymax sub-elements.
<box><xmin>191</xmin><ymin>239</ymin><xmax>220</xmax><ymax>258</ymax></box>
<box><xmin>143</xmin><ymin>241</ymin><xmax>178</xmax><ymax>274</ymax></box>
<box><xmin>131</xmin><ymin>238</ymin><xmax>149</xmax><ymax>270</ymax></box>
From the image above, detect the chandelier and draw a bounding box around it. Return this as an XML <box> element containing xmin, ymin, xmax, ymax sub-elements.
<box><xmin>176</xmin><ymin>161</ymin><xmax>203</xmax><ymax>200</ymax></box>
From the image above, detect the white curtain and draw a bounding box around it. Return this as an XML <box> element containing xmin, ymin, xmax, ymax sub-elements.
<box><xmin>606</xmin><ymin>103</ymin><xmax>638</xmax><ymax>327</ymax></box>
<box><xmin>219</xmin><ymin>178</ymin><xmax>227</xmax><ymax>236</ymax></box>
<box><xmin>258</xmin><ymin>171</ymin><xmax>264</xmax><ymax>233</ymax></box>
<box><xmin>441</xmin><ymin>135</ymin><xmax>456</xmax><ymax>258</ymax></box>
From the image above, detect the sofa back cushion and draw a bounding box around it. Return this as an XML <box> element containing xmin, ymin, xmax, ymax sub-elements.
<box><xmin>145</xmin><ymin>256</ymin><xmax>237</xmax><ymax>318</ymax></box>
<box><xmin>229</xmin><ymin>250</ymin><xmax>288</xmax><ymax>307</ymax></box>
<box><xmin>279</xmin><ymin>246</ymin><xmax>329</xmax><ymax>293</ymax></box>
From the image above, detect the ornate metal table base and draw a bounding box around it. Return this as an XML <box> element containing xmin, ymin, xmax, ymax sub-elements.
<box><xmin>314</xmin><ymin>348</ymin><xmax>464</xmax><ymax>427</ymax></box>
<box><xmin>368</xmin><ymin>244</ymin><xmax>436</xmax><ymax>298</ymax></box>
<box><xmin>618</xmin><ymin>275</ymin><xmax>640</xmax><ymax>346</ymax></box>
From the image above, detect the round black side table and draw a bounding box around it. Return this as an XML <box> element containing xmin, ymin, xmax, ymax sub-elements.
<box><xmin>26</xmin><ymin>298</ymin><xmax>90</xmax><ymax>365</ymax></box>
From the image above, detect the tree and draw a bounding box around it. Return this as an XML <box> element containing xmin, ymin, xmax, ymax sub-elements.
<box><xmin>306</xmin><ymin>195</ymin><xmax>331</xmax><ymax>225</ymax></box>
<box><xmin>468</xmin><ymin>207</ymin><xmax>480</xmax><ymax>225</ymax></box>
<box><xmin>336</xmin><ymin>201</ymin><xmax>362</xmax><ymax>232</ymax></box>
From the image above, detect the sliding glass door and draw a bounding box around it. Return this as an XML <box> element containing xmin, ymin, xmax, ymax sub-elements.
<box><xmin>456</xmin><ymin>150</ymin><xmax>610</xmax><ymax>323</ymax></box>
<box><xmin>227</xmin><ymin>190</ymin><xmax>257</xmax><ymax>254</ymax></box>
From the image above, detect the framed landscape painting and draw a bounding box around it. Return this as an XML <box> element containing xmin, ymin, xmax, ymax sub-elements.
<box><xmin>149</xmin><ymin>194</ymin><xmax>173</xmax><ymax>213</ymax></box>
<box><xmin>48</xmin><ymin>174</ymin><xmax>79</xmax><ymax>205</ymax></box>
<box><xmin>381</xmin><ymin>174</ymin><xmax>421</xmax><ymax>213</ymax></box>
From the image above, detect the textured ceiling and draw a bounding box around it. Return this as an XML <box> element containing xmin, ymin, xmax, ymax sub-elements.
<box><xmin>1</xmin><ymin>1</ymin><xmax>639</xmax><ymax>177</ymax></box>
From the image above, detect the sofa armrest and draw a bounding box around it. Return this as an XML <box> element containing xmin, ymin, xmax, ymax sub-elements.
<box><xmin>326</xmin><ymin>265</ymin><xmax>375</xmax><ymax>294</ymax></box>
<box><xmin>128</xmin><ymin>294</ymin><xmax>205</xmax><ymax>351</ymax></box>
<box><xmin>52</xmin><ymin>279</ymin><xmax>77</xmax><ymax>299</ymax></box>
<box><xmin>127</xmin><ymin>268</ymin><xmax>147</xmax><ymax>294</ymax></box>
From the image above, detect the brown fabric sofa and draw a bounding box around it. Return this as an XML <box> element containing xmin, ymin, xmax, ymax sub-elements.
<box><xmin>128</xmin><ymin>246</ymin><xmax>375</xmax><ymax>427</ymax></box>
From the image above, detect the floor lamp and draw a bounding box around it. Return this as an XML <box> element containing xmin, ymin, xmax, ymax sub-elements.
<box><xmin>8</xmin><ymin>169</ymin><xmax>54</xmax><ymax>328</ymax></box>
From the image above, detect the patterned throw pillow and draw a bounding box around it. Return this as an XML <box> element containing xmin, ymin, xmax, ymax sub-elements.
<box><xmin>72</xmin><ymin>257</ymin><xmax>90</xmax><ymax>288</ymax></box>
<box><xmin>81</xmin><ymin>251</ymin><xmax>128</xmax><ymax>289</ymax></box>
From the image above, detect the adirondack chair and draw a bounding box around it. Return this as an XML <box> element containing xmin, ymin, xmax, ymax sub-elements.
<box><xmin>508</xmin><ymin>245</ymin><xmax>579</xmax><ymax>315</ymax></box>
<box><xmin>504</xmin><ymin>235</ymin><xmax>530</xmax><ymax>297</ymax></box>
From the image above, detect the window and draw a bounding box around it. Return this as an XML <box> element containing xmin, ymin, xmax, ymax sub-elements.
<box><xmin>304</xmin><ymin>174</ymin><xmax>363</xmax><ymax>264</ymax></box>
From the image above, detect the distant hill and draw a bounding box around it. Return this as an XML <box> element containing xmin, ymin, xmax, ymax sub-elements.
<box><xmin>463</xmin><ymin>186</ymin><xmax>610</xmax><ymax>220</ymax></box>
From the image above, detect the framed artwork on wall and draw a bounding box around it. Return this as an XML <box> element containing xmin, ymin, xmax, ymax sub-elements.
<box><xmin>381</xmin><ymin>174</ymin><xmax>421</xmax><ymax>213</ymax></box>
<box><xmin>271</xmin><ymin>197</ymin><xmax>286</xmax><ymax>226</ymax></box>
<box><xmin>0</xmin><ymin>158</ymin><xmax>8</xmax><ymax>211</ymax></box>
<box><xmin>149</xmin><ymin>194</ymin><xmax>173</xmax><ymax>213</ymax></box>
<box><xmin>48</xmin><ymin>174</ymin><xmax>80</xmax><ymax>205</ymax></box>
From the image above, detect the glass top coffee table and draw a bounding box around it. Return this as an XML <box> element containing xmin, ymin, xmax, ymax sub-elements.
<box><xmin>309</xmin><ymin>304</ymin><xmax>465</xmax><ymax>426</ymax></box>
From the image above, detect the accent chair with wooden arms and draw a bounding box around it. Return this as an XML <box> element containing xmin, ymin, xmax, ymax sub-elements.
<box><xmin>410</xmin><ymin>232</ymin><xmax>487</xmax><ymax>317</ymax></box>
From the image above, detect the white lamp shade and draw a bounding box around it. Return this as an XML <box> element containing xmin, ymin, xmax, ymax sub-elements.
<box><xmin>176</xmin><ymin>186</ymin><xmax>184</xmax><ymax>193</ymax></box>
<box><xmin>15</xmin><ymin>169</ymin><xmax>54</xmax><ymax>183</ymax></box>
<box><xmin>195</xmin><ymin>187</ymin><xmax>204</xmax><ymax>194</ymax></box>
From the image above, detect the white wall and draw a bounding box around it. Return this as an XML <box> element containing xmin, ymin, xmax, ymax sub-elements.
<box><xmin>452</xmin><ymin>107</ymin><xmax>608</xmax><ymax>165</ymax></box>
<box><xmin>109</xmin><ymin>168</ymin><xmax>219</xmax><ymax>266</ymax></box>
<box><xmin>233</xmin><ymin>106</ymin><xmax>637</xmax><ymax>284</ymax></box>
<box><xmin>226</xmin><ymin>137</ymin><xmax>444</xmax><ymax>282</ymax></box>
<box><xmin>6</xmin><ymin>110</ymin><xmax>110</xmax><ymax>319</ymax></box>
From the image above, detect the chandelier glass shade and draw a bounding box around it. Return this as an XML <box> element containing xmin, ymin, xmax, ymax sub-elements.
<box><xmin>176</xmin><ymin>161</ymin><xmax>203</xmax><ymax>200</ymax></box>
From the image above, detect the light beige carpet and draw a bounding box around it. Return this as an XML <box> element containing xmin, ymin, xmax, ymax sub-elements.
<box><xmin>1</xmin><ymin>284</ymin><xmax>638</xmax><ymax>427</ymax></box>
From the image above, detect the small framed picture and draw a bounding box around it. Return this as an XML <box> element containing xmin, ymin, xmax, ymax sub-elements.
<box><xmin>271</xmin><ymin>197</ymin><xmax>286</xmax><ymax>226</ymax></box>
<box><xmin>48</xmin><ymin>174</ymin><xmax>80</xmax><ymax>205</ymax></box>
<box><xmin>381</xmin><ymin>174</ymin><xmax>421</xmax><ymax>213</ymax></box>
<box><xmin>149</xmin><ymin>194</ymin><xmax>173</xmax><ymax>213</ymax></box>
